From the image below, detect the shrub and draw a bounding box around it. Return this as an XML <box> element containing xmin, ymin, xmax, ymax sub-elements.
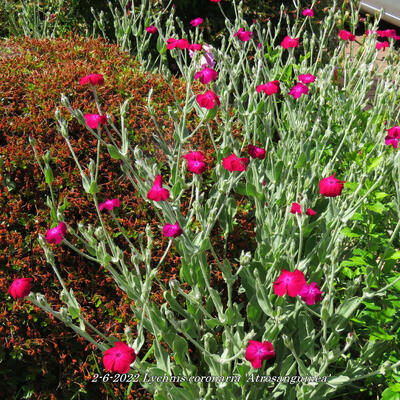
<box><xmin>0</xmin><ymin>32</ymin><xmax>243</xmax><ymax>398</ymax></box>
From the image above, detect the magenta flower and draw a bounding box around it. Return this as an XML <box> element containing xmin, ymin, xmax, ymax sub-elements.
<box><xmin>147</xmin><ymin>175</ymin><xmax>170</xmax><ymax>201</ymax></box>
<box><xmin>195</xmin><ymin>66</ymin><xmax>218</xmax><ymax>85</ymax></box>
<box><xmin>289</xmin><ymin>83</ymin><xmax>309</xmax><ymax>99</ymax></box>
<box><xmin>290</xmin><ymin>202</ymin><xmax>302</xmax><ymax>214</ymax></box>
<box><xmin>210</xmin><ymin>0</ymin><xmax>221</xmax><ymax>2</ymax></box>
<box><xmin>196</xmin><ymin>90</ymin><xmax>220</xmax><ymax>109</ymax></box>
<box><xmin>233</xmin><ymin>28</ymin><xmax>253</xmax><ymax>42</ymax></box>
<box><xmin>8</xmin><ymin>278</ymin><xmax>33</xmax><ymax>299</ymax></box>
<box><xmin>84</xmin><ymin>114</ymin><xmax>108</xmax><ymax>129</ymax></box>
<box><xmin>99</xmin><ymin>198</ymin><xmax>120</xmax><ymax>211</ymax></box>
<box><xmin>385</xmin><ymin>138</ymin><xmax>399</xmax><ymax>148</ymax></box>
<box><xmin>45</xmin><ymin>221</ymin><xmax>67</xmax><ymax>244</ymax></box>
<box><xmin>366</xmin><ymin>30</ymin><xmax>376</xmax><ymax>36</ymax></box>
<box><xmin>167</xmin><ymin>38</ymin><xmax>189</xmax><ymax>50</ymax></box>
<box><xmin>256</xmin><ymin>80</ymin><xmax>280</xmax><ymax>96</ymax></box>
<box><xmin>247</xmin><ymin>144</ymin><xmax>266</xmax><ymax>159</ymax></box>
<box><xmin>306</xmin><ymin>208</ymin><xmax>316</xmax><ymax>216</ymax></box>
<box><xmin>299</xmin><ymin>282</ymin><xmax>323</xmax><ymax>305</ymax></box>
<box><xmin>281</xmin><ymin>36</ymin><xmax>300</xmax><ymax>49</ymax></box>
<box><xmin>103</xmin><ymin>342</ymin><xmax>136</xmax><ymax>374</ymax></box>
<box><xmin>163</xmin><ymin>222</ymin><xmax>183</xmax><ymax>238</ymax></box>
<box><xmin>339</xmin><ymin>30</ymin><xmax>356</xmax><ymax>41</ymax></box>
<box><xmin>245</xmin><ymin>340</ymin><xmax>275</xmax><ymax>369</ymax></box>
<box><xmin>377</xmin><ymin>29</ymin><xmax>396</xmax><ymax>38</ymax></box>
<box><xmin>257</xmin><ymin>42</ymin><xmax>262</xmax><ymax>50</ymax></box>
<box><xmin>387</xmin><ymin>126</ymin><xmax>400</xmax><ymax>138</ymax></box>
<box><xmin>222</xmin><ymin>154</ymin><xmax>249</xmax><ymax>172</ymax></box>
<box><xmin>385</xmin><ymin>126</ymin><xmax>400</xmax><ymax>148</ymax></box>
<box><xmin>146</xmin><ymin>25</ymin><xmax>158</xmax><ymax>34</ymax></box>
<box><xmin>273</xmin><ymin>269</ymin><xmax>306</xmax><ymax>297</ymax></box>
<box><xmin>298</xmin><ymin>73</ymin><xmax>316</xmax><ymax>84</ymax></box>
<box><xmin>376</xmin><ymin>41</ymin><xmax>389</xmax><ymax>50</ymax></box>
<box><xmin>183</xmin><ymin>151</ymin><xmax>206</xmax><ymax>174</ymax></box>
<box><xmin>302</xmin><ymin>8</ymin><xmax>314</xmax><ymax>17</ymax></box>
<box><xmin>79</xmin><ymin>73</ymin><xmax>104</xmax><ymax>86</ymax></box>
<box><xmin>189</xmin><ymin>43</ymin><xmax>203</xmax><ymax>52</ymax></box>
<box><xmin>319</xmin><ymin>173</ymin><xmax>345</xmax><ymax>197</ymax></box>
<box><xmin>190</xmin><ymin>18</ymin><xmax>203</xmax><ymax>27</ymax></box>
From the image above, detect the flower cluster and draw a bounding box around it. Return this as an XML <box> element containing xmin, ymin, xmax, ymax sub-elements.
<box><xmin>273</xmin><ymin>269</ymin><xmax>323</xmax><ymax>305</ymax></box>
<box><xmin>290</xmin><ymin>202</ymin><xmax>316</xmax><ymax>216</ymax></box>
<box><xmin>167</xmin><ymin>38</ymin><xmax>202</xmax><ymax>52</ymax></box>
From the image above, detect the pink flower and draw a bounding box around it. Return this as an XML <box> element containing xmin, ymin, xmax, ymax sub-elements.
<box><xmin>79</xmin><ymin>73</ymin><xmax>104</xmax><ymax>86</ymax></box>
<box><xmin>366</xmin><ymin>29</ymin><xmax>376</xmax><ymax>36</ymax></box>
<box><xmin>183</xmin><ymin>151</ymin><xmax>206</xmax><ymax>174</ymax></box>
<box><xmin>167</xmin><ymin>38</ymin><xmax>189</xmax><ymax>50</ymax></box>
<box><xmin>190</xmin><ymin>18</ymin><xmax>203</xmax><ymax>27</ymax></box>
<box><xmin>302</xmin><ymin>8</ymin><xmax>314</xmax><ymax>17</ymax></box>
<box><xmin>339</xmin><ymin>30</ymin><xmax>355</xmax><ymax>41</ymax></box>
<box><xmin>290</xmin><ymin>202</ymin><xmax>302</xmax><ymax>214</ymax></box>
<box><xmin>385</xmin><ymin>137</ymin><xmax>399</xmax><ymax>148</ymax></box>
<box><xmin>298</xmin><ymin>73</ymin><xmax>316</xmax><ymax>84</ymax></box>
<box><xmin>387</xmin><ymin>126</ymin><xmax>400</xmax><ymax>138</ymax></box>
<box><xmin>147</xmin><ymin>175</ymin><xmax>170</xmax><ymax>201</ymax></box>
<box><xmin>289</xmin><ymin>83</ymin><xmax>309</xmax><ymax>99</ymax></box>
<box><xmin>84</xmin><ymin>114</ymin><xmax>108</xmax><ymax>129</ymax></box>
<box><xmin>222</xmin><ymin>154</ymin><xmax>249</xmax><ymax>172</ymax></box>
<box><xmin>233</xmin><ymin>28</ymin><xmax>253</xmax><ymax>42</ymax></box>
<box><xmin>256</xmin><ymin>80</ymin><xmax>280</xmax><ymax>96</ymax></box>
<box><xmin>163</xmin><ymin>222</ymin><xmax>183</xmax><ymax>238</ymax></box>
<box><xmin>196</xmin><ymin>90</ymin><xmax>220</xmax><ymax>109</ymax></box>
<box><xmin>247</xmin><ymin>144</ymin><xmax>266</xmax><ymax>159</ymax></box>
<box><xmin>377</xmin><ymin>29</ymin><xmax>396</xmax><ymax>38</ymax></box>
<box><xmin>245</xmin><ymin>340</ymin><xmax>275</xmax><ymax>369</ymax></box>
<box><xmin>194</xmin><ymin>66</ymin><xmax>218</xmax><ymax>84</ymax></box>
<box><xmin>146</xmin><ymin>25</ymin><xmax>158</xmax><ymax>34</ymax></box>
<box><xmin>319</xmin><ymin>173</ymin><xmax>345</xmax><ymax>197</ymax></box>
<box><xmin>210</xmin><ymin>0</ymin><xmax>221</xmax><ymax>2</ymax></box>
<box><xmin>273</xmin><ymin>269</ymin><xmax>307</xmax><ymax>297</ymax></box>
<box><xmin>376</xmin><ymin>41</ymin><xmax>389</xmax><ymax>50</ymax></box>
<box><xmin>281</xmin><ymin>36</ymin><xmax>300</xmax><ymax>49</ymax></box>
<box><xmin>99</xmin><ymin>198</ymin><xmax>121</xmax><ymax>211</ymax></box>
<box><xmin>299</xmin><ymin>282</ymin><xmax>323</xmax><ymax>305</ymax></box>
<box><xmin>8</xmin><ymin>278</ymin><xmax>33</xmax><ymax>299</ymax></box>
<box><xmin>103</xmin><ymin>342</ymin><xmax>136</xmax><ymax>374</ymax></box>
<box><xmin>257</xmin><ymin>42</ymin><xmax>262</xmax><ymax>50</ymax></box>
<box><xmin>188</xmin><ymin>43</ymin><xmax>203</xmax><ymax>52</ymax></box>
<box><xmin>45</xmin><ymin>221</ymin><xmax>67</xmax><ymax>244</ymax></box>
<box><xmin>306</xmin><ymin>208</ymin><xmax>316</xmax><ymax>216</ymax></box>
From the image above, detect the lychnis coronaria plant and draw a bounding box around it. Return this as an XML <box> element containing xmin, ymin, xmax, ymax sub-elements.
<box><xmin>9</xmin><ymin>0</ymin><xmax>400</xmax><ymax>398</ymax></box>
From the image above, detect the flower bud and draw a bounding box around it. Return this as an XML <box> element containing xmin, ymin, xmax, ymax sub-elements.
<box><xmin>239</xmin><ymin>251</ymin><xmax>252</xmax><ymax>267</ymax></box>
<box><xmin>60</xmin><ymin>94</ymin><xmax>71</xmax><ymax>108</ymax></box>
<box><xmin>134</xmin><ymin>146</ymin><xmax>143</xmax><ymax>160</ymax></box>
<box><xmin>169</xmin><ymin>279</ymin><xmax>180</xmax><ymax>291</ymax></box>
<box><xmin>94</xmin><ymin>226</ymin><xmax>105</xmax><ymax>240</ymax></box>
